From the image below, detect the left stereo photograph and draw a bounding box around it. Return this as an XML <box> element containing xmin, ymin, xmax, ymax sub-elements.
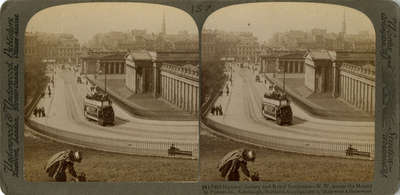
<box><xmin>24</xmin><ymin>3</ymin><xmax>199</xmax><ymax>182</ymax></box>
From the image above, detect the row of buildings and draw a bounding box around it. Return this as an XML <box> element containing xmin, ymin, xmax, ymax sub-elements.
<box><xmin>268</xmin><ymin>29</ymin><xmax>375</xmax><ymax>51</ymax></box>
<box><xmin>259</xmin><ymin>49</ymin><xmax>376</xmax><ymax>114</ymax></box>
<box><xmin>202</xmin><ymin>28</ymin><xmax>375</xmax><ymax>64</ymax></box>
<box><xmin>80</xmin><ymin>50</ymin><xmax>200</xmax><ymax>114</ymax></box>
<box><xmin>25</xmin><ymin>32</ymin><xmax>81</xmax><ymax>64</ymax></box>
<box><xmin>24</xmin><ymin>28</ymin><xmax>198</xmax><ymax>66</ymax></box>
<box><xmin>87</xmin><ymin>29</ymin><xmax>198</xmax><ymax>53</ymax></box>
<box><xmin>202</xmin><ymin>29</ymin><xmax>261</xmax><ymax>63</ymax></box>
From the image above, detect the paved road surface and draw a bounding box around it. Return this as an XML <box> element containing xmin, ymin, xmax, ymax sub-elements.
<box><xmin>207</xmin><ymin>66</ymin><xmax>374</xmax><ymax>157</ymax></box>
<box><xmin>28</xmin><ymin>68</ymin><xmax>198</xmax><ymax>158</ymax></box>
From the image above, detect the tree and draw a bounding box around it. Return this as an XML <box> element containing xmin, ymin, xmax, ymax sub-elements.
<box><xmin>201</xmin><ymin>59</ymin><xmax>227</xmax><ymax>106</ymax></box>
<box><xmin>24</xmin><ymin>55</ymin><xmax>48</xmax><ymax>105</ymax></box>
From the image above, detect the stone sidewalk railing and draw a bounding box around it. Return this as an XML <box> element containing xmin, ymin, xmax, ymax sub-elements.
<box><xmin>202</xmin><ymin>118</ymin><xmax>374</xmax><ymax>160</ymax></box>
<box><xmin>26</xmin><ymin>119</ymin><xmax>198</xmax><ymax>159</ymax></box>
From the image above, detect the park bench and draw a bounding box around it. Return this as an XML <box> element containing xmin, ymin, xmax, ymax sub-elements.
<box><xmin>345</xmin><ymin>146</ymin><xmax>370</xmax><ymax>157</ymax></box>
<box><xmin>168</xmin><ymin>145</ymin><xmax>192</xmax><ymax>157</ymax></box>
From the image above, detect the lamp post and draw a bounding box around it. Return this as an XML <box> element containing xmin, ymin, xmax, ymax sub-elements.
<box><xmin>102</xmin><ymin>64</ymin><xmax>107</xmax><ymax>94</ymax></box>
<box><xmin>97</xmin><ymin>60</ymin><xmax>107</xmax><ymax>94</ymax></box>
<box><xmin>283</xmin><ymin>63</ymin><xmax>286</xmax><ymax>94</ymax></box>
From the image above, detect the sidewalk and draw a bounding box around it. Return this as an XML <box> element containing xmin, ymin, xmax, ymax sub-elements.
<box><xmin>86</xmin><ymin>75</ymin><xmax>196</xmax><ymax>121</ymax></box>
<box><xmin>264</xmin><ymin>73</ymin><xmax>374</xmax><ymax>121</ymax></box>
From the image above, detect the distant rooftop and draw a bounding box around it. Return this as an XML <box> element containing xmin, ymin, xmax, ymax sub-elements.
<box><xmin>127</xmin><ymin>50</ymin><xmax>156</xmax><ymax>61</ymax></box>
<box><xmin>306</xmin><ymin>50</ymin><xmax>336</xmax><ymax>61</ymax></box>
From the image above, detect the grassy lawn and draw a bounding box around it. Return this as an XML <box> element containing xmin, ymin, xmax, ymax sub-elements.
<box><xmin>24</xmin><ymin>130</ymin><xmax>198</xmax><ymax>182</ymax></box>
<box><xmin>200</xmin><ymin>128</ymin><xmax>374</xmax><ymax>182</ymax></box>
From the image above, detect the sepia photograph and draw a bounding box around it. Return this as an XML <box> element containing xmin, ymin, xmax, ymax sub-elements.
<box><xmin>23</xmin><ymin>3</ymin><xmax>199</xmax><ymax>182</ymax></box>
<box><xmin>200</xmin><ymin>3</ymin><xmax>375</xmax><ymax>182</ymax></box>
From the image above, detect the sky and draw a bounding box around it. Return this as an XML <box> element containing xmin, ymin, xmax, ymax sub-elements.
<box><xmin>204</xmin><ymin>3</ymin><xmax>376</xmax><ymax>42</ymax></box>
<box><xmin>25</xmin><ymin>2</ymin><xmax>375</xmax><ymax>44</ymax></box>
<box><xmin>26</xmin><ymin>3</ymin><xmax>198</xmax><ymax>43</ymax></box>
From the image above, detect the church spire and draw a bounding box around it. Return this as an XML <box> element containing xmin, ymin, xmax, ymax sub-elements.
<box><xmin>342</xmin><ymin>9</ymin><xmax>346</xmax><ymax>35</ymax></box>
<box><xmin>162</xmin><ymin>11</ymin><xmax>166</xmax><ymax>35</ymax></box>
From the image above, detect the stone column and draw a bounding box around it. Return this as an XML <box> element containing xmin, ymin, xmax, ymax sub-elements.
<box><xmin>169</xmin><ymin>77</ymin><xmax>172</xmax><ymax>102</ymax></box>
<box><xmin>360</xmin><ymin>82</ymin><xmax>363</xmax><ymax>110</ymax></box>
<box><xmin>194</xmin><ymin>85</ymin><xmax>197</xmax><ymax>113</ymax></box>
<box><xmin>340</xmin><ymin>75</ymin><xmax>343</xmax><ymax>100</ymax></box>
<box><xmin>332</xmin><ymin>61</ymin><xmax>339</xmax><ymax>97</ymax></box>
<box><xmin>183</xmin><ymin>82</ymin><xmax>186</xmax><ymax>110</ymax></box>
<box><xmin>183</xmin><ymin>82</ymin><xmax>186</xmax><ymax>111</ymax></box>
<box><xmin>343</xmin><ymin>75</ymin><xmax>346</xmax><ymax>101</ymax></box>
<box><xmin>354</xmin><ymin>79</ymin><xmax>357</xmax><ymax>107</ymax></box>
<box><xmin>186</xmin><ymin>83</ymin><xmax>190</xmax><ymax>112</ymax></box>
<box><xmin>174</xmin><ymin>79</ymin><xmax>177</xmax><ymax>104</ymax></box>
<box><xmin>196</xmin><ymin>87</ymin><xmax>199</xmax><ymax>113</ymax></box>
<box><xmin>343</xmin><ymin>75</ymin><xmax>346</xmax><ymax>102</ymax></box>
<box><xmin>176</xmin><ymin>80</ymin><xmax>179</xmax><ymax>107</ymax></box>
<box><xmin>357</xmin><ymin>80</ymin><xmax>362</xmax><ymax>109</ymax></box>
<box><xmin>181</xmin><ymin>81</ymin><xmax>184</xmax><ymax>109</ymax></box>
<box><xmin>189</xmin><ymin>85</ymin><xmax>193</xmax><ymax>113</ymax></box>
<box><xmin>162</xmin><ymin>75</ymin><xmax>165</xmax><ymax>98</ymax></box>
<box><xmin>167</xmin><ymin>76</ymin><xmax>170</xmax><ymax>101</ymax></box>
<box><xmin>347</xmin><ymin>77</ymin><xmax>351</xmax><ymax>103</ymax></box>
<box><xmin>349</xmin><ymin>77</ymin><xmax>355</xmax><ymax>104</ymax></box>
<box><xmin>164</xmin><ymin>75</ymin><xmax>167</xmax><ymax>98</ymax></box>
<box><xmin>362</xmin><ymin>83</ymin><xmax>366</xmax><ymax>111</ymax></box>
<box><xmin>347</xmin><ymin>76</ymin><xmax>351</xmax><ymax>103</ymax></box>
<box><xmin>132</xmin><ymin>65</ymin><xmax>136</xmax><ymax>93</ymax></box>
<box><xmin>185</xmin><ymin>83</ymin><xmax>189</xmax><ymax>112</ymax></box>
<box><xmin>170</xmin><ymin>78</ymin><xmax>173</xmax><ymax>103</ymax></box>
<box><xmin>368</xmin><ymin>85</ymin><xmax>374</xmax><ymax>112</ymax></box>
<box><xmin>177</xmin><ymin>80</ymin><xmax>182</xmax><ymax>108</ymax></box>
<box><xmin>153</xmin><ymin>62</ymin><xmax>158</xmax><ymax>97</ymax></box>
<box><xmin>372</xmin><ymin>85</ymin><xmax>375</xmax><ymax>113</ymax></box>
<box><xmin>353</xmin><ymin>79</ymin><xmax>357</xmax><ymax>106</ymax></box>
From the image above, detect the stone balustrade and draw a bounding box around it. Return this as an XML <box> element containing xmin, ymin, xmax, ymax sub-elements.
<box><xmin>160</xmin><ymin>63</ymin><xmax>199</xmax><ymax>81</ymax></box>
<box><xmin>340</xmin><ymin>63</ymin><xmax>375</xmax><ymax>80</ymax></box>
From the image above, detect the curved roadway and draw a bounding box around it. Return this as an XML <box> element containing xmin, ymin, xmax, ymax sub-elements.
<box><xmin>206</xmin><ymin>66</ymin><xmax>374</xmax><ymax>158</ymax></box>
<box><xmin>28</xmin><ymin>69</ymin><xmax>198</xmax><ymax>158</ymax></box>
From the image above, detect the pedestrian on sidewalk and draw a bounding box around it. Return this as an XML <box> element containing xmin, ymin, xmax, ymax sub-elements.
<box><xmin>211</xmin><ymin>106</ymin><xmax>215</xmax><ymax>115</ymax></box>
<box><xmin>37</xmin><ymin>107</ymin><xmax>42</xmax><ymax>117</ymax></box>
<box><xmin>41</xmin><ymin>107</ymin><xmax>46</xmax><ymax>117</ymax></box>
<box><xmin>216</xmin><ymin>106</ymin><xmax>221</xmax><ymax>116</ymax></box>
<box><xmin>218</xmin><ymin>105</ymin><xmax>223</xmax><ymax>116</ymax></box>
<box><xmin>33</xmin><ymin>108</ymin><xmax>38</xmax><ymax>117</ymax></box>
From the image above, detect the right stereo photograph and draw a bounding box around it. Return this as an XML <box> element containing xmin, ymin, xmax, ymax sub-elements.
<box><xmin>200</xmin><ymin>3</ymin><xmax>375</xmax><ymax>182</ymax></box>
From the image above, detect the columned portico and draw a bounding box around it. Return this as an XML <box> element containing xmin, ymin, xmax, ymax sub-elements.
<box><xmin>160</xmin><ymin>63</ymin><xmax>199</xmax><ymax>113</ymax></box>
